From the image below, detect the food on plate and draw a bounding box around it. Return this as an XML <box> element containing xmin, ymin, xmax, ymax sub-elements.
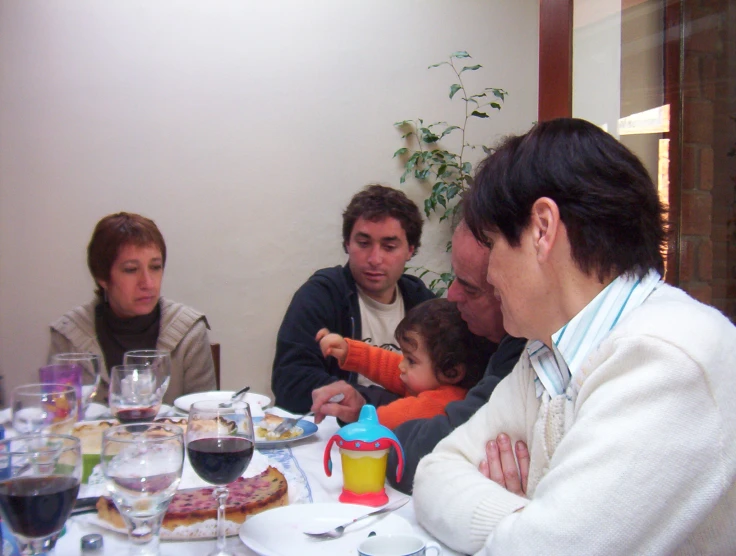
<box><xmin>96</xmin><ymin>466</ymin><xmax>288</xmax><ymax>530</ymax></box>
<box><xmin>256</xmin><ymin>414</ymin><xmax>303</xmax><ymax>441</ymax></box>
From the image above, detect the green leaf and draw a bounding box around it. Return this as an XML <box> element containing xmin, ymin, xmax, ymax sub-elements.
<box><xmin>438</xmin><ymin>196</ymin><xmax>447</xmax><ymax>208</ymax></box>
<box><xmin>449</xmin><ymin>84</ymin><xmax>462</xmax><ymax>99</ymax></box>
<box><xmin>401</xmin><ymin>131</ymin><xmax>415</xmax><ymax>139</ymax></box>
<box><xmin>490</xmin><ymin>102</ymin><xmax>502</xmax><ymax>110</ymax></box>
<box><xmin>482</xmin><ymin>145</ymin><xmax>493</xmax><ymax>155</ymax></box>
<box><xmin>415</xmin><ymin>169</ymin><xmax>431</xmax><ymax>180</ymax></box>
<box><xmin>428</xmin><ymin>61</ymin><xmax>449</xmax><ymax>69</ymax></box>
<box><xmin>471</xmin><ymin>110</ymin><xmax>489</xmax><ymax>118</ymax></box>
<box><xmin>421</xmin><ymin>131</ymin><xmax>440</xmax><ymax>144</ymax></box>
<box><xmin>435</xmin><ymin>287</ymin><xmax>447</xmax><ymax>297</ymax></box>
<box><xmin>469</xmin><ymin>93</ymin><xmax>487</xmax><ymax>99</ymax></box>
<box><xmin>440</xmin><ymin>272</ymin><xmax>454</xmax><ymax>283</ymax></box>
<box><xmin>394</xmin><ymin>120</ymin><xmax>412</xmax><ymax>127</ymax></box>
<box><xmin>437</xmin><ymin>164</ymin><xmax>447</xmax><ymax>177</ymax></box>
<box><xmin>487</xmin><ymin>88</ymin><xmax>507</xmax><ymax>101</ymax></box>
<box><xmin>462</xmin><ymin>162</ymin><xmax>472</xmax><ymax>174</ymax></box>
<box><xmin>393</xmin><ymin>147</ymin><xmax>408</xmax><ymax>158</ymax></box>
<box><xmin>439</xmin><ymin>125</ymin><xmax>460</xmax><ymax>139</ymax></box>
<box><xmin>450</xmin><ymin>51</ymin><xmax>471</xmax><ymax>59</ymax></box>
<box><xmin>460</xmin><ymin>64</ymin><xmax>482</xmax><ymax>73</ymax></box>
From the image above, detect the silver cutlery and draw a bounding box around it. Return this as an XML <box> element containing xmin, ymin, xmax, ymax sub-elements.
<box><xmin>303</xmin><ymin>497</ymin><xmax>410</xmax><ymax>539</ymax></box>
<box><xmin>231</xmin><ymin>386</ymin><xmax>250</xmax><ymax>400</ymax></box>
<box><xmin>271</xmin><ymin>393</ymin><xmax>345</xmax><ymax>436</ymax></box>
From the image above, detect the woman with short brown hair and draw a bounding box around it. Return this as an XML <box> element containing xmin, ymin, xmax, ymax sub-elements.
<box><xmin>48</xmin><ymin>212</ymin><xmax>216</xmax><ymax>404</ymax></box>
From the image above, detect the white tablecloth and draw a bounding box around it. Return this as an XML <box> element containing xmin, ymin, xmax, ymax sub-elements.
<box><xmin>51</xmin><ymin>415</ymin><xmax>460</xmax><ymax>556</ymax></box>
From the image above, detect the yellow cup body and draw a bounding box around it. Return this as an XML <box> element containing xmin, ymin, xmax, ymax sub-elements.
<box><xmin>340</xmin><ymin>448</ymin><xmax>388</xmax><ymax>494</ymax></box>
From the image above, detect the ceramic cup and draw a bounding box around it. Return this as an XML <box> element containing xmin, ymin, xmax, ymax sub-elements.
<box><xmin>357</xmin><ymin>534</ymin><xmax>442</xmax><ymax>556</ymax></box>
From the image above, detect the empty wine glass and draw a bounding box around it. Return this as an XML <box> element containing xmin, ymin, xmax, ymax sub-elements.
<box><xmin>12</xmin><ymin>384</ymin><xmax>77</xmax><ymax>435</ymax></box>
<box><xmin>123</xmin><ymin>350</ymin><xmax>171</xmax><ymax>398</ymax></box>
<box><xmin>0</xmin><ymin>434</ymin><xmax>82</xmax><ymax>555</ymax></box>
<box><xmin>109</xmin><ymin>365</ymin><xmax>165</xmax><ymax>425</ymax></box>
<box><xmin>48</xmin><ymin>353</ymin><xmax>102</xmax><ymax>412</ymax></box>
<box><xmin>101</xmin><ymin>423</ymin><xmax>184</xmax><ymax>555</ymax></box>
<box><xmin>187</xmin><ymin>401</ymin><xmax>254</xmax><ymax>556</ymax></box>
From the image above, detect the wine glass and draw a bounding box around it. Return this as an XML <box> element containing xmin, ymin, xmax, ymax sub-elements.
<box><xmin>48</xmin><ymin>353</ymin><xmax>102</xmax><ymax>412</ymax></box>
<box><xmin>0</xmin><ymin>434</ymin><xmax>82</xmax><ymax>555</ymax></box>
<box><xmin>187</xmin><ymin>401</ymin><xmax>254</xmax><ymax>556</ymax></box>
<box><xmin>109</xmin><ymin>365</ymin><xmax>165</xmax><ymax>425</ymax></box>
<box><xmin>101</xmin><ymin>423</ymin><xmax>184</xmax><ymax>555</ymax></box>
<box><xmin>12</xmin><ymin>384</ymin><xmax>77</xmax><ymax>435</ymax></box>
<box><xmin>123</xmin><ymin>350</ymin><xmax>171</xmax><ymax>399</ymax></box>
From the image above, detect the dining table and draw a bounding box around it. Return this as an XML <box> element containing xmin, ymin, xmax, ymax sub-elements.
<box><xmin>46</xmin><ymin>405</ymin><xmax>462</xmax><ymax>556</ymax></box>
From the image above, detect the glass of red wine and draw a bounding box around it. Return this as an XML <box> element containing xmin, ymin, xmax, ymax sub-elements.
<box><xmin>187</xmin><ymin>401</ymin><xmax>254</xmax><ymax>556</ymax></box>
<box><xmin>0</xmin><ymin>434</ymin><xmax>81</xmax><ymax>555</ymax></box>
<box><xmin>109</xmin><ymin>365</ymin><xmax>165</xmax><ymax>425</ymax></box>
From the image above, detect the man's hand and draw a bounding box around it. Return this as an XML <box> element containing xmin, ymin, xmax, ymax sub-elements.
<box><xmin>479</xmin><ymin>433</ymin><xmax>529</xmax><ymax>496</ymax></box>
<box><xmin>315</xmin><ymin>328</ymin><xmax>349</xmax><ymax>366</ymax></box>
<box><xmin>311</xmin><ymin>381</ymin><xmax>365</xmax><ymax>424</ymax></box>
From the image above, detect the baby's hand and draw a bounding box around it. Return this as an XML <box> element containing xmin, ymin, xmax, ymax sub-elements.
<box><xmin>315</xmin><ymin>328</ymin><xmax>349</xmax><ymax>366</ymax></box>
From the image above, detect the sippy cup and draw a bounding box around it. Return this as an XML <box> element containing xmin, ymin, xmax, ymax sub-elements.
<box><xmin>323</xmin><ymin>405</ymin><xmax>404</xmax><ymax>506</ymax></box>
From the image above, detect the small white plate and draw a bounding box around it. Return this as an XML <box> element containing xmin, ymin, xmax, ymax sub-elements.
<box><xmin>239</xmin><ymin>503</ymin><xmax>413</xmax><ymax>556</ymax></box>
<box><xmin>173</xmin><ymin>391</ymin><xmax>271</xmax><ymax>413</ymax></box>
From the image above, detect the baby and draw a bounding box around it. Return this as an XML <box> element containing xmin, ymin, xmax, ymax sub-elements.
<box><xmin>316</xmin><ymin>298</ymin><xmax>493</xmax><ymax>429</ymax></box>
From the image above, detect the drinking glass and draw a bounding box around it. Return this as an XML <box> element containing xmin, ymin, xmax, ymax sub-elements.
<box><xmin>48</xmin><ymin>353</ymin><xmax>102</xmax><ymax>411</ymax></box>
<box><xmin>123</xmin><ymin>350</ymin><xmax>171</xmax><ymax>398</ymax></box>
<box><xmin>101</xmin><ymin>423</ymin><xmax>184</xmax><ymax>555</ymax></box>
<box><xmin>187</xmin><ymin>401</ymin><xmax>254</xmax><ymax>556</ymax></box>
<box><xmin>0</xmin><ymin>434</ymin><xmax>82</xmax><ymax>555</ymax></box>
<box><xmin>109</xmin><ymin>365</ymin><xmax>165</xmax><ymax>425</ymax></box>
<box><xmin>12</xmin><ymin>384</ymin><xmax>77</xmax><ymax>435</ymax></box>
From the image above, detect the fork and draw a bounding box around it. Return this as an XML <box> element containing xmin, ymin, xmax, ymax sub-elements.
<box><xmin>303</xmin><ymin>497</ymin><xmax>410</xmax><ymax>539</ymax></box>
<box><xmin>271</xmin><ymin>393</ymin><xmax>345</xmax><ymax>436</ymax></box>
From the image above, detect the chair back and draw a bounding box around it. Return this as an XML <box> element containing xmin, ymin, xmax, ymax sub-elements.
<box><xmin>210</xmin><ymin>343</ymin><xmax>221</xmax><ymax>390</ymax></box>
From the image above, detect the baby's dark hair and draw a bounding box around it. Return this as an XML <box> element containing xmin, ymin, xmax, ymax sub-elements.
<box><xmin>395</xmin><ymin>298</ymin><xmax>493</xmax><ymax>389</ymax></box>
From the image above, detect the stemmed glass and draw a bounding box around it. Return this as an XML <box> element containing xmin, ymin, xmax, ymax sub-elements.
<box><xmin>48</xmin><ymin>353</ymin><xmax>102</xmax><ymax>412</ymax></box>
<box><xmin>12</xmin><ymin>384</ymin><xmax>77</xmax><ymax>435</ymax></box>
<box><xmin>123</xmin><ymin>350</ymin><xmax>171</xmax><ymax>400</ymax></box>
<box><xmin>101</xmin><ymin>423</ymin><xmax>184</xmax><ymax>555</ymax></box>
<box><xmin>186</xmin><ymin>401</ymin><xmax>254</xmax><ymax>556</ymax></box>
<box><xmin>0</xmin><ymin>434</ymin><xmax>82</xmax><ymax>555</ymax></box>
<box><xmin>109</xmin><ymin>365</ymin><xmax>166</xmax><ymax>425</ymax></box>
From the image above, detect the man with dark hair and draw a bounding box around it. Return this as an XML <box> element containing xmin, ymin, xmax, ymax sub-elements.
<box><xmin>271</xmin><ymin>184</ymin><xmax>435</xmax><ymax>413</ymax></box>
<box><xmin>414</xmin><ymin>118</ymin><xmax>736</xmax><ymax>555</ymax></box>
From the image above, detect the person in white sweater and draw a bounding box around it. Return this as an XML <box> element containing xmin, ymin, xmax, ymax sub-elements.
<box><xmin>413</xmin><ymin>118</ymin><xmax>736</xmax><ymax>555</ymax></box>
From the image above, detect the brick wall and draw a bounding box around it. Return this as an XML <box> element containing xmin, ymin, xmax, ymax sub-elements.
<box><xmin>678</xmin><ymin>0</ymin><xmax>736</xmax><ymax>322</ymax></box>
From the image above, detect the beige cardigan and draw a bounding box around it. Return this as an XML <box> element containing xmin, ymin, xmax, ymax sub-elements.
<box><xmin>48</xmin><ymin>297</ymin><xmax>216</xmax><ymax>405</ymax></box>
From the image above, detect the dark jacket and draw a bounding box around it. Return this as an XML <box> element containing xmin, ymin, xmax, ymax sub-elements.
<box><xmin>271</xmin><ymin>264</ymin><xmax>436</xmax><ymax>413</ymax></box>
<box><xmin>387</xmin><ymin>334</ymin><xmax>527</xmax><ymax>494</ymax></box>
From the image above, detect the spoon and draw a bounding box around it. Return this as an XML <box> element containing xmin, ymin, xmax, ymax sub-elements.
<box><xmin>303</xmin><ymin>497</ymin><xmax>410</xmax><ymax>539</ymax></box>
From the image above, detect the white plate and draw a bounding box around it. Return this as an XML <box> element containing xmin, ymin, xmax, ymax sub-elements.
<box><xmin>239</xmin><ymin>503</ymin><xmax>413</xmax><ymax>556</ymax></box>
<box><xmin>174</xmin><ymin>391</ymin><xmax>271</xmax><ymax>413</ymax></box>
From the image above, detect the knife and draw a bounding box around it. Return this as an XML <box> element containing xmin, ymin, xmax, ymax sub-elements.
<box><xmin>72</xmin><ymin>497</ymin><xmax>100</xmax><ymax>516</ymax></box>
<box><xmin>73</xmin><ymin>485</ymin><xmax>221</xmax><ymax>516</ymax></box>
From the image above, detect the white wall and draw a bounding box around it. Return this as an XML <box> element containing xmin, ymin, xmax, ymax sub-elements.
<box><xmin>0</xmin><ymin>0</ymin><xmax>539</xmax><ymax>402</ymax></box>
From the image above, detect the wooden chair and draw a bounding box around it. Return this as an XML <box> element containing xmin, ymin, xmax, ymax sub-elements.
<box><xmin>210</xmin><ymin>343</ymin><xmax>221</xmax><ymax>390</ymax></box>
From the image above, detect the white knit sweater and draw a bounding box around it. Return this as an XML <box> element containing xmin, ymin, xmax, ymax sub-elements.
<box><xmin>413</xmin><ymin>284</ymin><xmax>736</xmax><ymax>555</ymax></box>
